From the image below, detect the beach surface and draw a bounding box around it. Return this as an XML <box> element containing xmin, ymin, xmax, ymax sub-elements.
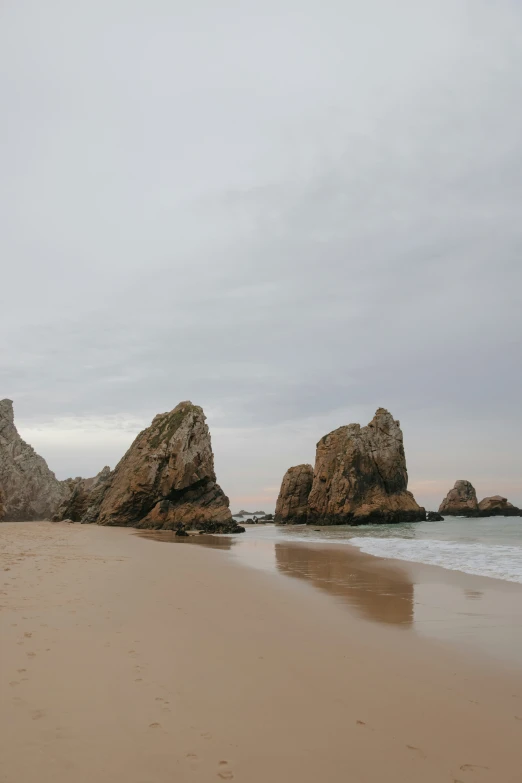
<box><xmin>1</xmin><ymin>522</ymin><xmax>522</xmax><ymax>783</ymax></box>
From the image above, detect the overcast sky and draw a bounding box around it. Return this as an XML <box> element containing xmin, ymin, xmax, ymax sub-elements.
<box><xmin>1</xmin><ymin>1</ymin><xmax>521</xmax><ymax>511</ymax></box>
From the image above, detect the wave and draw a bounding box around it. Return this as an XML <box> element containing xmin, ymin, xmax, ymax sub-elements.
<box><xmin>349</xmin><ymin>537</ymin><xmax>522</xmax><ymax>584</ymax></box>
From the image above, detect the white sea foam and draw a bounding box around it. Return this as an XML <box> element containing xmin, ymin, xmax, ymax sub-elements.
<box><xmin>349</xmin><ymin>537</ymin><xmax>522</xmax><ymax>584</ymax></box>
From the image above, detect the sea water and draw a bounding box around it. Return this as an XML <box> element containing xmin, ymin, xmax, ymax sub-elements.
<box><xmin>239</xmin><ymin>517</ymin><xmax>522</xmax><ymax>584</ymax></box>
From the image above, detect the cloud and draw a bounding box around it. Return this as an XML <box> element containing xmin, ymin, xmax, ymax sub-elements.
<box><xmin>1</xmin><ymin>0</ymin><xmax>521</xmax><ymax>508</ymax></box>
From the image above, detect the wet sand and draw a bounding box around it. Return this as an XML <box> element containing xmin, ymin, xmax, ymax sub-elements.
<box><xmin>1</xmin><ymin>522</ymin><xmax>522</xmax><ymax>782</ymax></box>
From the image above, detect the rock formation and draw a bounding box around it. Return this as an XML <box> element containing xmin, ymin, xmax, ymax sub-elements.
<box><xmin>0</xmin><ymin>399</ymin><xmax>71</xmax><ymax>520</ymax></box>
<box><xmin>426</xmin><ymin>511</ymin><xmax>444</xmax><ymax>521</ymax></box>
<box><xmin>477</xmin><ymin>495</ymin><xmax>522</xmax><ymax>517</ymax></box>
<box><xmin>438</xmin><ymin>480</ymin><xmax>479</xmax><ymax>516</ymax></box>
<box><xmin>0</xmin><ymin>488</ymin><xmax>5</xmax><ymax>521</ymax></box>
<box><xmin>275</xmin><ymin>464</ymin><xmax>314</xmax><ymax>524</ymax></box>
<box><xmin>53</xmin><ymin>466</ymin><xmax>112</xmax><ymax>523</ymax></box>
<box><xmin>92</xmin><ymin>401</ymin><xmax>243</xmax><ymax>533</ymax></box>
<box><xmin>307</xmin><ymin>408</ymin><xmax>425</xmax><ymax>525</ymax></box>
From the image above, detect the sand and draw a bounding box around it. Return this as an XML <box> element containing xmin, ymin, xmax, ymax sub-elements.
<box><xmin>1</xmin><ymin>522</ymin><xmax>522</xmax><ymax>783</ymax></box>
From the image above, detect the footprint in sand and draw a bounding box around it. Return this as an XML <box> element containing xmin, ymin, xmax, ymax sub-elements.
<box><xmin>9</xmin><ymin>681</ymin><xmax>20</xmax><ymax>687</ymax></box>
<box><xmin>26</xmin><ymin>652</ymin><xmax>36</xmax><ymax>658</ymax></box>
<box><xmin>31</xmin><ymin>709</ymin><xmax>46</xmax><ymax>720</ymax></box>
<box><xmin>186</xmin><ymin>753</ymin><xmax>199</xmax><ymax>770</ymax></box>
<box><xmin>17</xmin><ymin>669</ymin><xmax>26</xmax><ymax>674</ymax></box>
<box><xmin>217</xmin><ymin>762</ymin><xmax>234</xmax><ymax>780</ymax></box>
<box><xmin>460</xmin><ymin>764</ymin><xmax>489</xmax><ymax>772</ymax></box>
<box><xmin>24</xmin><ymin>632</ymin><xmax>32</xmax><ymax>638</ymax></box>
<box><xmin>356</xmin><ymin>720</ymin><xmax>366</xmax><ymax>726</ymax></box>
<box><xmin>201</xmin><ymin>732</ymin><xmax>212</xmax><ymax>740</ymax></box>
<box><xmin>149</xmin><ymin>722</ymin><xmax>161</xmax><ymax>729</ymax></box>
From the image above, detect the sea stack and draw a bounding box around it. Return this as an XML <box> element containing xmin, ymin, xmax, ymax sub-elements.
<box><xmin>477</xmin><ymin>495</ymin><xmax>522</xmax><ymax>517</ymax></box>
<box><xmin>438</xmin><ymin>480</ymin><xmax>479</xmax><ymax>516</ymax></box>
<box><xmin>274</xmin><ymin>464</ymin><xmax>314</xmax><ymax>524</ymax></box>
<box><xmin>93</xmin><ymin>401</ymin><xmax>243</xmax><ymax>533</ymax></box>
<box><xmin>0</xmin><ymin>398</ymin><xmax>71</xmax><ymax>520</ymax></box>
<box><xmin>307</xmin><ymin>408</ymin><xmax>425</xmax><ymax>525</ymax></box>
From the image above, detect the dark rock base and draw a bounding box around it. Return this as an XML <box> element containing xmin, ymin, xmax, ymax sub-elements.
<box><xmin>307</xmin><ymin>509</ymin><xmax>427</xmax><ymax>526</ymax></box>
<box><xmin>275</xmin><ymin>513</ymin><xmax>309</xmax><ymax>525</ymax></box>
<box><xmin>442</xmin><ymin>508</ymin><xmax>522</xmax><ymax>518</ymax></box>
<box><xmin>479</xmin><ymin>507</ymin><xmax>522</xmax><ymax>517</ymax></box>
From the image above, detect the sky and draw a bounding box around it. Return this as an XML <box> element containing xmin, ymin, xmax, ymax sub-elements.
<box><xmin>1</xmin><ymin>0</ymin><xmax>521</xmax><ymax>512</ymax></box>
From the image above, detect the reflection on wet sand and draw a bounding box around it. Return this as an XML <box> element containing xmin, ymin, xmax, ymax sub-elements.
<box><xmin>137</xmin><ymin>531</ymin><xmax>413</xmax><ymax>627</ymax></box>
<box><xmin>275</xmin><ymin>543</ymin><xmax>414</xmax><ymax>626</ymax></box>
<box><xmin>136</xmin><ymin>531</ymin><xmax>234</xmax><ymax>550</ymax></box>
<box><xmin>137</xmin><ymin>528</ymin><xmax>522</xmax><ymax>665</ymax></box>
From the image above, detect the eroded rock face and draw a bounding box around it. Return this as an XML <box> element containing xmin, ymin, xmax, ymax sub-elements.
<box><xmin>307</xmin><ymin>408</ymin><xmax>425</xmax><ymax>525</ymax></box>
<box><xmin>54</xmin><ymin>466</ymin><xmax>112</xmax><ymax>523</ymax></box>
<box><xmin>438</xmin><ymin>480</ymin><xmax>479</xmax><ymax>516</ymax></box>
<box><xmin>94</xmin><ymin>401</ymin><xmax>242</xmax><ymax>532</ymax></box>
<box><xmin>427</xmin><ymin>511</ymin><xmax>444</xmax><ymax>521</ymax></box>
<box><xmin>275</xmin><ymin>464</ymin><xmax>313</xmax><ymax>524</ymax></box>
<box><xmin>478</xmin><ymin>495</ymin><xmax>522</xmax><ymax>517</ymax></box>
<box><xmin>0</xmin><ymin>488</ymin><xmax>5</xmax><ymax>521</ymax></box>
<box><xmin>0</xmin><ymin>399</ymin><xmax>71</xmax><ymax>520</ymax></box>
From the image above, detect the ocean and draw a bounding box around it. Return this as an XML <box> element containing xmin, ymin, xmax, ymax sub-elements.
<box><xmin>234</xmin><ymin>516</ymin><xmax>522</xmax><ymax>584</ymax></box>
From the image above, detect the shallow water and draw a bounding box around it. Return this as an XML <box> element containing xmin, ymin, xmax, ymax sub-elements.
<box><xmin>237</xmin><ymin>516</ymin><xmax>522</xmax><ymax>584</ymax></box>
<box><xmin>139</xmin><ymin>519</ymin><xmax>522</xmax><ymax>667</ymax></box>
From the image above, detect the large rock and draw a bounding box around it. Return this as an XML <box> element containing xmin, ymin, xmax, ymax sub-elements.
<box><xmin>307</xmin><ymin>408</ymin><xmax>425</xmax><ymax>525</ymax></box>
<box><xmin>275</xmin><ymin>464</ymin><xmax>313</xmax><ymax>524</ymax></box>
<box><xmin>477</xmin><ymin>495</ymin><xmax>522</xmax><ymax>517</ymax></box>
<box><xmin>54</xmin><ymin>466</ymin><xmax>112</xmax><ymax>523</ymax></box>
<box><xmin>0</xmin><ymin>399</ymin><xmax>71</xmax><ymax>520</ymax></box>
<box><xmin>94</xmin><ymin>401</ymin><xmax>242</xmax><ymax>532</ymax></box>
<box><xmin>0</xmin><ymin>487</ymin><xmax>5</xmax><ymax>521</ymax></box>
<box><xmin>438</xmin><ymin>480</ymin><xmax>479</xmax><ymax>516</ymax></box>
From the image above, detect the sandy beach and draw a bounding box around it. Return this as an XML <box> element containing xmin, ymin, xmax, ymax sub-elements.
<box><xmin>1</xmin><ymin>522</ymin><xmax>522</xmax><ymax>783</ymax></box>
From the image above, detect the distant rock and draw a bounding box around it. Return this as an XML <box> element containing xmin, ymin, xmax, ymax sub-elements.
<box><xmin>427</xmin><ymin>511</ymin><xmax>444</xmax><ymax>521</ymax></box>
<box><xmin>438</xmin><ymin>480</ymin><xmax>479</xmax><ymax>516</ymax></box>
<box><xmin>93</xmin><ymin>401</ymin><xmax>243</xmax><ymax>533</ymax></box>
<box><xmin>275</xmin><ymin>464</ymin><xmax>313</xmax><ymax>524</ymax></box>
<box><xmin>233</xmin><ymin>509</ymin><xmax>266</xmax><ymax>517</ymax></box>
<box><xmin>53</xmin><ymin>466</ymin><xmax>112</xmax><ymax>523</ymax></box>
<box><xmin>477</xmin><ymin>495</ymin><xmax>522</xmax><ymax>517</ymax></box>
<box><xmin>0</xmin><ymin>399</ymin><xmax>72</xmax><ymax>520</ymax></box>
<box><xmin>0</xmin><ymin>487</ymin><xmax>4</xmax><ymax>521</ymax></box>
<box><xmin>307</xmin><ymin>408</ymin><xmax>426</xmax><ymax>525</ymax></box>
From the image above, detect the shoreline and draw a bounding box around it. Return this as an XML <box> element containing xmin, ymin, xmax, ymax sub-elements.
<box><xmin>1</xmin><ymin>522</ymin><xmax>522</xmax><ymax>782</ymax></box>
<box><xmin>142</xmin><ymin>525</ymin><xmax>522</xmax><ymax>671</ymax></box>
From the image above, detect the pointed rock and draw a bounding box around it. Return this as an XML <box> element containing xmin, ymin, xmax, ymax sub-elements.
<box><xmin>275</xmin><ymin>464</ymin><xmax>313</xmax><ymax>524</ymax></box>
<box><xmin>438</xmin><ymin>480</ymin><xmax>479</xmax><ymax>516</ymax></box>
<box><xmin>0</xmin><ymin>399</ymin><xmax>71</xmax><ymax>520</ymax></box>
<box><xmin>94</xmin><ymin>401</ymin><xmax>242</xmax><ymax>532</ymax></box>
<box><xmin>307</xmin><ymin>408</ymin><xmax>425</xmax><ymax>525</ymax></box>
